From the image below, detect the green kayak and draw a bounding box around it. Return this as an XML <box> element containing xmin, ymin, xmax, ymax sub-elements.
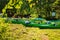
<box><xmin>6</xmin><ymin>18</ymin><xmax>60</xmax><ymax>29</ymax></box>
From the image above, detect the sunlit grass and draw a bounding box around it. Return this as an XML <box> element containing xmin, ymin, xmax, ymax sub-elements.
<box><xmin>7</xmin><ymin>24</ymin><xmax>60</xmax><ymax>40</ymax></box>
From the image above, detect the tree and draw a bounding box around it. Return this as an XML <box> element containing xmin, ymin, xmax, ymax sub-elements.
<box><xmin>0</xmin><ymin>0</ymin><xmax>9</xmax><ymax>13</ymax></box>
<box><xmin>2</xmin><ymin>0</ymin><xmax>60</xmax><ymax>19</ymax></box>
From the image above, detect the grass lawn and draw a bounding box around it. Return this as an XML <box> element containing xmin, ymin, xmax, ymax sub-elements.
<box><xmin>6</xmin><ymin>24</ymin><xmax>60</xmax><ymax>40</ymax></box>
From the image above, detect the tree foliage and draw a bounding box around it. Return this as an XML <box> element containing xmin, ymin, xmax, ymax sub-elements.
<box><xmin>1</xmin><ymin>0</ymin><xmax>60</xmax><ymax>19</ymax></box>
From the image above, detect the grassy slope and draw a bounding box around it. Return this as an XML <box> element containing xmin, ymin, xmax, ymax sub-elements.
<box><xmin>7</xmin><ymin>24</ymin><xmax>60</xmax><ymax>40</ymax></box>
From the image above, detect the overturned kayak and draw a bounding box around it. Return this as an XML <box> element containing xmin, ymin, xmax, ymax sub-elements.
<box><xmin>23</xmin><ymin>22</ymin><xmax>60</xmax><ymax>29</ymax></box>
<box><xmin>6</xmin><ymin>18</ymin><xmax>60</xmax><ymax>29</ymax></box>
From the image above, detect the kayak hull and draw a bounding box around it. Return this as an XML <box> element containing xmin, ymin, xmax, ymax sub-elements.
<box><xmin>5</xmin><ymin>18</ymin><xmax>60</xmax><ymax>29</ymax></box>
